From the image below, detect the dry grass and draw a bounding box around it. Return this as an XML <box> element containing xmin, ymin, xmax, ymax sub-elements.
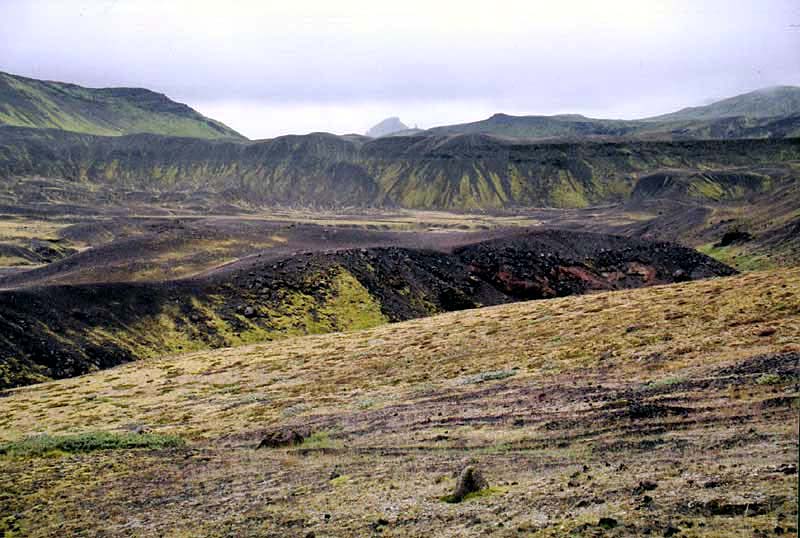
<box><xmin>3</xmin><ymin>268</ymin><xmax>797</xmax><ymax>440</ymax></box>
<box><xmin>0</xmin><ymin>269</ymin><xmax>797</xmax><ymax>537</ymax></box>
<box><xmin>0</xmin><ymin>218</ymin><xmax>66</xmax><ymax>244</ymax></box>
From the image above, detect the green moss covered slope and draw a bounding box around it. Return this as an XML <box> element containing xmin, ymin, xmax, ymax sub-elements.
<box><xmin>0</xmin><ymin>72</ymin><xmax>244</xmax><ymax>140</ymax></box>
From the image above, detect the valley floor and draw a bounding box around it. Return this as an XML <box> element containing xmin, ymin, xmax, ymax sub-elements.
<box><xmin>1</xmin><ymin>268</ymin><xmax>798</xmax><ymax>537</ymax></box>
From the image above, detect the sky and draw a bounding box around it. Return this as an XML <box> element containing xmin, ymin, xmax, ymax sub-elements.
<box><xmin>1</xmin><ymin>0</ymin><xmax>799</xmax><ymax>139</ymax></box>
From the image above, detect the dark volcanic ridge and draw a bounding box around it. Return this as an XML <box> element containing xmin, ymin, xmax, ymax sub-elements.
<box><xmin>0</xmin><ymin>228</ymin><xmax>734</xmax><ymax>389</ymax></box>
<box><xmin>1</xmin><ymin>125</ymin><xmax>798</xmax><ymax>210</ymax></box>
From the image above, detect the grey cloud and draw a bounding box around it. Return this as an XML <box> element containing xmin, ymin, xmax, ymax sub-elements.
<box><xmin>0</xmin><ymin>0</ymin><xmax>798</xmax><ymax>137</ymax></box>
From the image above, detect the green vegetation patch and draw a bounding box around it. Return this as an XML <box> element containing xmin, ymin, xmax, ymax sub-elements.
<box><xmin>645</xmin><ymin>376</ymin><xmax>686</xmax><ymax>389</ymax></box>
<box><xmin>755</xmin><ymin>373</ymin><xmax>783</xmax><ymax>385</ymax></box>
<box><xmin>459</xmin><ymin>368</ymin><xmax>518</xmax><ymax>385</ymax></box>
<box><xmin>300</xmin><ymin>431</ymin><xmax>341</xmax><ymax>450</ymax></box>
<box><xmin>441</xmin><ymin>486</ymin><xmax>507</xmax><ymax>503</ymax></box>
<box><xmin>696</xmin><ymin>243</ymin><xmax>774</xmax><ymax>272</ymax></box>
<box><xmin>0</xmin><ymin>431</ymin><xmax>184</xmax><ymax>457</ymax></box>
<box><xmin>329</xmin><ymin>474</ymin><xmax>351</xmax><ymax>487</ymax></box>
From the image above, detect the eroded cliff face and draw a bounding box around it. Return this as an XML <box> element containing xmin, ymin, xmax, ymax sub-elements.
<box><xmin>2</xmin><ymin>126</ymin><xmax>798</xmax><ymax>210</ymax></box>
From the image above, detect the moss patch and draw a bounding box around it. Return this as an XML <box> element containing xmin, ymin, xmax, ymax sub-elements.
<box><xmin>441</xmin><ymin>486</ymin><xmax>507</xmax><ymax>503</ymax></box>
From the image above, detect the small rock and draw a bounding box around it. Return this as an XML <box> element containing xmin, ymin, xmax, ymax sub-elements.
<box><xmin>663</xmin><ymin>525</ymin><xmax>680</xmax><ymax>537</ymax></box>
<box><xmin>257</xmin><ymin>428</ymin><xmax>308</xmax><ymax>449</ymax></box>
<box><xmin>370</xmin><ymin>518</ymin><xmax>390</xmax><ymax>530</ymax></box>
<box><xmin>633</xmin><ymin>480</ymin><xmax>658</xmax><ymax>495</ymax></box>
<box><xmin>672</xmin><ymin>269</ymin><xmax>689</xmax><ymax>282</ymax></box>
<box><xmin>598</xmin><ymin>517</ymin><xmax>618</xmax><ymax>529</ymax></box>
<box><xmin>775</xmin><ymin>464</ymin><xmax>797</xmax><ymax>475</ymax></box>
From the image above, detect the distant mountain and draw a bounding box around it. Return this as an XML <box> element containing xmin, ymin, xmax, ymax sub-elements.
<box><xmin>647</xmin><ymin>86</ymin><xmax>800</xmax><ymax>122</ymax></box>
<box><xmin>414</xmin><ymin>86</ymin><xmax>800</xmax><ymax>141</ymax></box>
<box><xmin>0</xmin><ymin>71</ymin><xmax>245</xmax><ymax>140</ymax></box>
<box><xmin>366</xmin><ymin>117</ymin><xmax>409</xmax><ymax>137</ymax></box>
<box><xmin>425</xmin><ymin>113</ymin><xmax>637</xmax><ymax>139</ymax></box>
<box><xmin>0</xmin><ymin>75</ymin><xmax>799</xmax><ymax>211</ymax></box>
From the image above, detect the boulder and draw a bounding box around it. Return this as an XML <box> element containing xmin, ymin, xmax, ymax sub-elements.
<box><xmin>449</xmin><ymin>466</ymin><xmax>489</xmax><ymax>502</ymax></box>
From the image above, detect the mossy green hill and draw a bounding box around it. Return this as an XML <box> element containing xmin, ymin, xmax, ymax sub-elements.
<box><xmin>0</xmin><ymin>71</ymin><xmax>244</xmax><ymax>140</ymax></box>
<box><xmin>648</xmin><ymin>86</ymin><xmax>800</xmax><ymax>121</ymax></box>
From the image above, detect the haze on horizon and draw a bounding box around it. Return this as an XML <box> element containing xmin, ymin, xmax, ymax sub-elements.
<box><xmin>1</xmin><ymin>0</ymin><xmax>799</xmax><ymax>139</ymax></box>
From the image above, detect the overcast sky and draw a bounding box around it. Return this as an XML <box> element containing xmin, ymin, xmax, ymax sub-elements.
<box><xmin>1</xmin><ymin>0</ymin><xmax>799</xmax><ymax>139</ymax></box>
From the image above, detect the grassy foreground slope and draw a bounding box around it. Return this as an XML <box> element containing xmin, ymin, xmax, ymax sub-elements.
<box><xmin>0</xmin><ymin>72</ymin><xmax>244</xmax><ymax>140</ymax></box>
<box><xmin>1</xmin><ymin>268</ymin><xmax>797</xmax><ymax>537</ymax></box>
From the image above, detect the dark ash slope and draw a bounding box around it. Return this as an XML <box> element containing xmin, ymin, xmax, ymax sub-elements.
<box><xmin>0</xmin><ymin>228</ymin><xmax>734</xmax><ymax>389</ymax></box>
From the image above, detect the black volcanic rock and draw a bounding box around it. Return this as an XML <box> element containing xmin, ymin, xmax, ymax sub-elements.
<box><xmin>0</xmin><ymin>228</ymin><xmax>736</xmax><ymax>389</ymax></box>
<box><xmin>716</xmin><ymin>230</ymin><xmax>753</xmax><ymax>247</ymax></box>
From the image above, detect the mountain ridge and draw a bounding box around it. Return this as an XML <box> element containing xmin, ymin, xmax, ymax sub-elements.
<box><xmin>646</xmin><ymin>85</ymin><xmax>800</xmax><ymax>122</ymax></box>
<box><xmin>2</xmin><ymin>125</ymin><xmax>798</xmax><ymax>210</ymax></box>
<box><xmin>412</xmin><ymin>86</ymin><xmax>800</xmax><ymax>140</ymax></box>
<box><xmin>0</xmin><ymin>71</ymin><xmax>245</xmax><ymax>140</ymax></box>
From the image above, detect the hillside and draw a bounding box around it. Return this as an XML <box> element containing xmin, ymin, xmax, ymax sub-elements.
<box><xmin>648</xmin><ymin>86</ymin><xmax>800</xmax><ymax>122</ymax></box>
<box><xmin>0</xmin><ymin>268</ymin><xmax>796</xmax><ymax>537</ymax></box>
<box><xmin>1</xmin><ymin>126</ymin><xmax>798</xmax><ymax>210</ymax></box>
<box><xmin>0</xmin><ymin>71</ymin><xmax>245</xmax><ymax>140</ymax></box>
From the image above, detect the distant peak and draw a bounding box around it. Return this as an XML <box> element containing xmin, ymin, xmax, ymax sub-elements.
<box><xmin>366</xmin><ymin>117</ymin><xmax>410</xmax><ymax>138</ymax></box>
